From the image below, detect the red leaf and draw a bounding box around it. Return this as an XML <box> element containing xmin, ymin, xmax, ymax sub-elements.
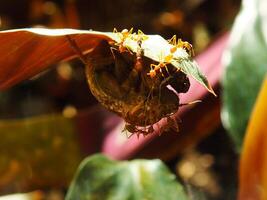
<box><xmin>0</xmin><ymin>28</ymin><xmax>112</xmax><ymax>90</ymax></box>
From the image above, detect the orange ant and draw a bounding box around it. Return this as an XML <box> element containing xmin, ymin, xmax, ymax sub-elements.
<box><xmin>168</xmin><ymin>35</ymin><xmax>195</xmax><ymax>57</ymax></box>
<box><xmin>113</xmin><ymin>28</ymin><xmax>134</xmax><ymax>53</ymax></box>
<box><xmin>147</xmin><ymin>52</ymin><xmax>174</xmax><ymax>78</ymax></box>
<box><xmin>147</xmin><ymin>35</ymin><xmax>190</xmax><ymax>79</ymax></box>
<box><xmin>131</xmin><ymin>30</ymin><xmax>149</xmax><ymax>42</ymax></box>
<box><xmin>132</xmin><ymin>30</ymin><xmax>149</xmax><ymax>71</ymax></box>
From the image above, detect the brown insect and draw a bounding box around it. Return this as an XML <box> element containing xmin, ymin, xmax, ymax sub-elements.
<box><xmin>122</xmin><ymin>123</ymin><xmax>154</xmax><ymax>138</ymax></box>
<box><xmin>66</xmin><ymin>30</ymin><xmax>192</xmax><ymax>136</ymax></box>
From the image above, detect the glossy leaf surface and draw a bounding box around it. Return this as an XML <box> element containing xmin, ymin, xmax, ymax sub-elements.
<box><xmin>221</xmin><ymin>0</ymin><xmax>267</xmax><ymax>149</ymax></box>
<box><xmin>66</xmin><ymin>154</ymin><xmax>188</xmax><ymax>200</ymax></box>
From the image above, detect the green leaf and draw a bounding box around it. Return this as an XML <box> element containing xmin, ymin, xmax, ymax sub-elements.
<box><xmin>221</xmin><ymin>0</ymin><xmax>267</xmax><ymax>150</ymax></box>
<box><xmin>172</xmin><ymin>59</ymin><xmax>215</xmax><ymax>96</ymax></box>
<box><xmin>0</xmin><ymin>114</ymin><xmax>82</xmax><ymax>190</ymax></box>
<box><xmin>66</xmin><ymin>154</ymin><xmax>188</xmax><ymax>200</ymax></box>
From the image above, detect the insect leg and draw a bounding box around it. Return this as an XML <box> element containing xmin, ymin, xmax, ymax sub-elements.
<box><xmin>65</xmin><ymin>35</ymin><xmax>88</xmax><ymax>65</ymax></box>
<box><xmin>179</xmin><ymin>100</ymin><xmax>202</xmax><ymax>107</ymax></box>
<box><xmin>166</xmin><ymin>116</ymin><xmax>180</xmax><ymax>133</ymax></box>
<box><xmin>168</xmin><ymin>35</ymin><xmax>177</xmax><ymax>46</ymax></box>
<box><xmin>109</xmin><ymin>46</ymin><xmax>118</xmax><ymax>60</ymax></box>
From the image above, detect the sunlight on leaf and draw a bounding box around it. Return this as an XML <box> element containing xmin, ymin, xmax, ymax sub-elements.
<box><xmin>0</xmin><ymin>28</ymin><xmax>112</xmax><ymax>90</ymax></box>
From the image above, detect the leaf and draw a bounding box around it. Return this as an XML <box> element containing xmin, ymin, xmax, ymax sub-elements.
<box><xmin>66</xmin><ymin>154</ymin><xmax>188</xmax><ymax>200</ymax></box>
<box><xmin>238</xmin><ymin>76</ymin><xmax>267</xmax><ymax>200</ymax></box>
<box><xmin>0</xmin><ymin>28</ymin><xmax>112</xmax><ymax>90</ymax></box>
<box><xmin>221</xmin><ymin>0</ymin><xmax>267</xmax><ymax>150</ymax></box>
<box><xmin>0</xmin><ymin>28</ymin><xmax>213</xmax><ymax>94</ymax></box>
<box><xmin>172</xmin><ymin>59</ymin><xmax>216</xmax><ymax>96</ymax></box>
<box><xmin>0</xmin><ymin>114</ymin><xmax>82</xmax><ymax>191</ymax></box>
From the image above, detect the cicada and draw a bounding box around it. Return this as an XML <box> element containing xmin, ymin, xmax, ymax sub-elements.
<box><xmin>66</xmin><ymin>29</ymin><xmax>191</xmax><ymax>136</ymax></box>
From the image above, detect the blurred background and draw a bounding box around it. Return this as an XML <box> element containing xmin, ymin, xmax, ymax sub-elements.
<box><xmin>0</xmin><ymin>0</ymin><xmax>243</xmax><ymax>199</ymax></box>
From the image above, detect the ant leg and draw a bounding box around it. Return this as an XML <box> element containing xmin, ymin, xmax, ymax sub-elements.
<box><xmin>128</xmin><ymin>27</ymin><xmax>134</xmax><ymax>34</ymax></box>
<box><xmin>150</xmin><ymin>64</ymin><xmax>157</xmax><ymax>70</ymax></box>
<box><xmin>143</xmin><ymin>85</ymin><xmax>154</xmax><ymax>128</ymax></box>
<box><xmin>123</xmin><ymin>123</ymin><xmax>137</xmax><ymax>138</ymax></box>
<box><xmin>158</xmin><ymin>78</ymin><xmax>164</xmax><ymax>104</ymax></box>
<box><xmin>148</xmin><ymin>125</ymin><xmax>154</xmax><ymax>134</ymax></box>
<box><xmin>110</xmin><ymin>46</ymin><xmax>118</xmax><ymax>60</ymax></box>
<box><xmin>179</xmin><ymin>100</ymin><xmax>202</xmax><ymax>107</ymax></box>
<box><xmin>125</xmin><ymin>131</ymin><xmax>135</xmax><ymax>138</ymax></box>
<box><xmin>147</xmin><ymin>64</ymin><xmax>158</xmax><ymax>77</ymax></box>
<box><xmin>125</xmin><ymin>46</ymin><xmax>134</xmax><ymax>54</ymax></box>
<box><xmin>166</xmin><ymin>116</ymin><xmax>180</xmax><ymax>133</ymax></box>
<box><xmin>159</xmin><ymin>68</ymin><xmax>164</xmax><ymax>78</ymax></box>
<box><xmin>65</xmin><ymin>35</ymin><xmax>88</xmax><ymax>65</ymax></box>
<box><xmin>113</xmin><ymin>28</ymin><xmax>118</xmax><ymax>33</ymax></box>
<box><xmin>137</xmin><ymin>125</ymin><xmax>154</xmax><ymax>137</ymax></box>
<box><xmin>164</xmin><ymin>65</ymin><xmax>170</xmax><ymax>76</ymax></box>
<box><xmin>168</xmin><ymin>35</ymin><xmax>177</xmax><ymax>46</ymax></box>
<box><xmin>122</xmin><ymin>126</ymin><xmax>131</xmax><ymax>138</ymax></box>
<box><xmin>157</xmin><ymin>71</ymin><xmax>172</xmax><ymax>104</ymax></box>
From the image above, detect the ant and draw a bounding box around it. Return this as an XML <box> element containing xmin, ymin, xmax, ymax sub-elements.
<box><xmin>113</xmin><ymin>28</ymin><xmax>133</xmax><ymax>53</ymax></box>
<box><xmin>168</xmin><ymin>35</ymin><xmax>195</xmax><ymax>57</ymax></box>
<box><xmin>131</xmin><ymin>30</ymin><xmax>148</xmax><ymax>42</ymax></box>
<box><xmin>132</xmin><ymin>30</ymin><xmax>148</xmax><ymax>71</ymax></box>
<box><xmin>123</xmin><ymin>123</ymin><xmax>154</xmax><ymax>138</ymax></box>
<box><xmin>147</xmin><ymin>35</ymin><xmax>195</xmax><ymax>79</ymax></box>
<box><xmin>147</xmin><ymin>52</ymin><xmax>174</xmax><ymax>78</ymax></box>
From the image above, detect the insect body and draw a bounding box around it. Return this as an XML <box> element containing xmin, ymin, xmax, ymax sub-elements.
<box><xmin>113</xmin><ymin>28</ymin><xmax>133</xmax><ymax>53</ymax></box>
<box><xmin>147</xmin><ymin>52</ymin><xmax>174</xmax><ymax>78</ymax></box>
<box><xmin>133</xmin><ymin>31</ymin><xmax>145</xmax><ymax>72</ymax></box>
<box><xmin>168</xmin><ymin>35</ymin><xmax>195</xmax><ymax>57</ymax></box>
<box><xmin>131</xmin><ymin>30</ymin><xmax>149</xmax><ymax>42</ymax></box>
<box><xmin>146</xmin><ymin>35</ymin><xmax>195</xmax><ymax>79</ymax></box>
<box><xmin>123</xmin><ymin>123</ymin><xmax>154</xmax><ymax>138</ymax></box>
<box><xmin>147</xmin><ymin>34</ymin><xmax>193</xmax><ymax>79</ymax></box>
<box><xmin>66</xmin><ymin>29</ymin><xmax>194</xmax><ymax>137</ymax></box>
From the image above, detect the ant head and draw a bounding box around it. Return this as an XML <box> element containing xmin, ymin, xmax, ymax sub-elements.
<box><xmin>121</xmin><ymin>29</ymin><xmax>128</xmax><ymax>34</ymax></box>
<box><xmin>121</xmin><ymin>28</ymin><xmax>133</xmax><ymax>35</ymax></box>
<box><xmin>147</xmin><ymin>70</ymin><xmax>157</xmax><ymax>78</ymax></box>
